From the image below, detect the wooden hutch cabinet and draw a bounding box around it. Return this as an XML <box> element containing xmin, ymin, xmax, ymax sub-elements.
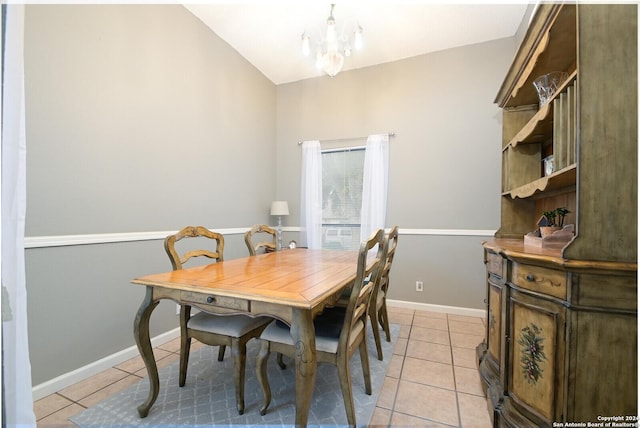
<box><xmin>477</xmin><ymin>4</ymin><xmax>637</xmax><ymax>427</ymax></box>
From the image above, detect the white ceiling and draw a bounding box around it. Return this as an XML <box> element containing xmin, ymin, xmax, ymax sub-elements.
<box><xmin>183</xmin><ymin>2</ymin><xmax>530</xmax><ymax>85</ymax></box>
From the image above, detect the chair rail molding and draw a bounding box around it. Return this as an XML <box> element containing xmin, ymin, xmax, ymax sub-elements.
<box><xmin>24</xmin><ymin>227</ymin><xmax>496</xmax><ymax>249</ymax></box>
<box><xmin>24</xmin><ymin>228</ymin><xmax>249</xmax><ymax>248</ymax></box>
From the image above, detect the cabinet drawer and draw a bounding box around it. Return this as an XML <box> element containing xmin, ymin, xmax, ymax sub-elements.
<box><xmin>181</xmin><ymin>291</ymin><xmax>249</xmax><ymax>311</ymax></box>
<box><xmin>487</xmin><ymin>252</ymin><xmax>504</xmax><ymax>277</ymax></box>
<box><xmin>512</xmin><ymin>263</ymin><xmax>567</xmax><ymax>299</ymax></box>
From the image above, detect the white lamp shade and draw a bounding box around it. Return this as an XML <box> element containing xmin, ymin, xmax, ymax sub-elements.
<box><xmin>270</xmin><ymin>201</ymin><xmax>289</xmax><ymax>216</ymax></box>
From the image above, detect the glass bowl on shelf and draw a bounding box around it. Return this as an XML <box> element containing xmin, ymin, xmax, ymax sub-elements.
<box><xmin>533</xmin><ymin>71</ymin><xmax>569</xmax><ymax>106</ymax></box>
<box><xmin>543</xmin><ymin>155</ymin><xmax>555</xmax><ymax>176</ymax></box>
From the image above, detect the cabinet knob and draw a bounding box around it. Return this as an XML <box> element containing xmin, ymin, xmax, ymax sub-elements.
<box><xmin>206</xmin><ymin>296</ymin><xmax>216</xmax><ymax>304</ymax></box>
<box><xmin>526</xmin><ymin>274</ymin><xmax>535</xmax><ymax>282</ymax></box>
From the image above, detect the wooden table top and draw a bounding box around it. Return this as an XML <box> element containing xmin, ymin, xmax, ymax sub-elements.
<box><xmin>132</xmin><ymin>248</ymin><xmax>361</xmax><ymax>309</ymax></box>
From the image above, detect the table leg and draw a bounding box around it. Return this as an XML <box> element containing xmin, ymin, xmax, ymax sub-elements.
<box><xmin>290</xmin><ymin>309</ymin><xmax>316</xmax><ymax>427</ymax></box>
<box><xmin>133</xmin><ymin>286</ymin><xmax>160</xmax><ymax>418</ymax></box>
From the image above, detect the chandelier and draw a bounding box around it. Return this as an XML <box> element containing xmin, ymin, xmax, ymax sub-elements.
<box><xmin>301</xmin><ymin>4</ymin><xmax>363</xmax><ymax>78</ymax></box>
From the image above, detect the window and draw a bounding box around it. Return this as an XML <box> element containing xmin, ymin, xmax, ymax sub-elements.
<box><xmin>321</xmin><ymin>148</ymin><xmax>365</xmax><ymax>250</ymax></box>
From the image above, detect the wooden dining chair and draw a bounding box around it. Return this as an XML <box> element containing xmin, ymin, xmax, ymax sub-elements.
<box><xmin>244</xmin><ymin>224</ymin><xmax>277</xmax><ymax>255</ymax></box>
<box><xmin>333</xmin><ymin>226</ymin><xmax>399</xmax><ymax>361</ymax></box>
<box><xmin>369</xmin><ymin>226</ymin><xmax>399</xmax><ymax>360</ymax></box>
<box><xmin>244</xmin><ymin>223</ymin><xmax>287</xmax><ymax>369</ymax></box>
<box><xmin>254</xmin><ymin>228</ymin><xmax>386</xmax><ymax>427</ymax></box>
<box><xmin>164</xmin><ymin>226</ymin><xmax>271</xmax><ymax>415</ymax></box>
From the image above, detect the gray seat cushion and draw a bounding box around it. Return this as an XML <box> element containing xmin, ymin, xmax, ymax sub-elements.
<box><xmin>266</xmin><ymin>307</ymin><xmax>347</xmax><ymax>354</ymax></box>
<box><xmin>188</xmin><ymin>312</ymin><xmax>270</xmax><ymax>337</ymax></box>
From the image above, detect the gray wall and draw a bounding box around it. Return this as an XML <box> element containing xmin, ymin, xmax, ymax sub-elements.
<box><xmin>275</xmin><ymin>38</ymin><xmax>516</xmax><ymax>307</ymax></box>
<box><xmin>23</xmin><ymin>4</ymin><xmax>519</xmax><ymax>387</ymax></box>
<box><xmin>24</xmin><ymin>5</ymin><xmax>276</xmax><ymax>385</ymax></box>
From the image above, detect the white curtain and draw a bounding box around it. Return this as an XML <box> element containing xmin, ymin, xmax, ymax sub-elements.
<box><xmin>2</xmin><ymin>5</ymin><xmax>37</xmax><ymax>427</ymax></box>
<box><xmin>360</xmin><ymin>134</ymin><xmax>390</xmax><ymax>242</ymax></box>
<box><xmin>299</xmin><ymin>141</ymin><xmax>323</xmax><ymax>249</ymax></box>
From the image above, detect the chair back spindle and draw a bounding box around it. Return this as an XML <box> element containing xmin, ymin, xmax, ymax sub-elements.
<box><xmin>165</xmin><ymin>226</ymin><xmax>224</xmax><ymax>270</ymax></box>
<box><xmin>244</xmin><ymin>224</ymin><xmax>277</xmax><ymax>256</ymax></box>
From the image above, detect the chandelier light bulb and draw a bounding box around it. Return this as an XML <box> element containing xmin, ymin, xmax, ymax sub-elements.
<box><xmin>326</xmin><ymin>23</ymin><xmax>336</xmax><ymax>41</ymax></box>
<box><xmin>301</xmin><ymin>32</ymin><xmax>310</xmax><ymax>56</ymax></box>
<box><xmin>315</xmin><ymin>50</ymin><xmax>323</xmax><ymax>70</ymax></box>
<box><xmin>326</xmin><ymin>21</ymin><xmax>338</xmax><ymax>50</ymax></box>
<box><xmin>354</xmin><ymin>26</ymin><xmax>363</xmax><ymax>50</ymax></box>
<box><xmin>323</xmin><ymin>51</ymin><xmax>344</xmax><ymax>77</ymax></box>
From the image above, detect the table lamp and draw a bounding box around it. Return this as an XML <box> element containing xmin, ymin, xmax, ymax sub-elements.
<box><xmin>270</xmin><ymin>201</ymin><xmax>289</xmax><ymax>250</ymax></box>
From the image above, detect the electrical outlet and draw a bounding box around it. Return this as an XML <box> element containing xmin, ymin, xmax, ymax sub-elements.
<box><xmin>416</xmin><ymin>280</ymin><xmax>423</xmax><ymax>292</ymax></box>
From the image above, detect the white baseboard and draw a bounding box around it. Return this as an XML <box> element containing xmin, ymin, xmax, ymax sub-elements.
<box><xmin>32</xmin><ymin>301</ymin><xmax>483</xmax><ymax>401</ymax></box>
<box><xmin>386</xmin><ymin>299</ymin><xmax>485</xmax><ymax>318</ymax></box>
<box><xmin>32</xmin><ymin>328</ymin><xmax>180</xmax><ymax>401</ymax></box>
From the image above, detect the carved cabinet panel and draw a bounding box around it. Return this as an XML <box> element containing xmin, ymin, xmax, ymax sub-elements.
<box><xmin>507</xmin><ymin>291</ymin><xmax>565</xmax><ymax>425</ymax></box>
<box><xmin>487</xmin><ymin>282</ymin><xmax>502</xmax><ymax>366</ymax></box>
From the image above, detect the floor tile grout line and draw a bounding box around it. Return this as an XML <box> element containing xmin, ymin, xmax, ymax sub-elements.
<box><xmin>385</xmin><ymin>311</ymin><xmax>413</xmax><ymax>425</ymax></box>
<box><xmin>35</xmin><ymin>391</ymin><xmax>89</xmax><ymax>423</ymax></box>
<box><xmin>388</xmin><ymin>409</ymin><xmax>459</xmax><ymax>428</ymax></box>
<box><xmin>448</xmin><ymin>313</ymin><xmax>465</xmax><ymax>428</ymax></box>
<box><xmin>51</xmin><ymin>366</ymin><xmax>142</xmax><ymax>419</ymax></box>
<box><xmin>35</xmin><ymin>393</ymin><xmax>79</xmax><ymax>422</ymax></box>
<box><xmin>372</xmin><ymin>309</ymin><xmax>408</xmax><ymax>425</ymax></box>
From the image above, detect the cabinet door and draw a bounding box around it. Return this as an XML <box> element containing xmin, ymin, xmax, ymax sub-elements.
<box><xmin>479</xmin><ymin>250</ymin><xmax>507</xmax><ymax>420</ymax></box>
<box><xmin>507</xmin><ymin>290</ymin><xmax>566</xmax><ymax>424</ymax></box>
<box><xmin>487</xmin><ymin>278</ymin><xmax>502</xmax><ymax>371</ymax></box>
<box><xmin>485</xmin><ymin>250</ymin><xmax>505</xmax><ymax>375</ymax></box>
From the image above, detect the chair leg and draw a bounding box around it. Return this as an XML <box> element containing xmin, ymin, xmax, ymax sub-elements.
<box><xmin>336</xmin><ymin>355</ymin><xmax>357</xmax><ymax>427</ymax></box>
<box><xmin>179</xmin><ymin>335</ymin><xmax>191</xmax><ymax>387</ymax></box>
<box><xmin>179</xmin><ymin>305</ymin><xmax>191</xmax><ymax>387</ymax></box>
<box><xmin>255</xmin><ymin>340</ymin><xmax>272</xmax><ymax>416</ymax></box>
<box><xmin>380</xmin><ymin>302</ymin><xmax>391</xmax><ymax>342</ymax></box>
<box><xmin>359</xmin><ymin>338</ymin><xmax>372</xmax><ymax>395</ymax></box>
<box><xmin>218</xmin><ymin>345</ymin><xmax>226</xmax><ymax>361</ymax></box>
<box><xmin>369</xmin><ymin>307</ymin><xmax>384</xmax><ymax>361</ymax></box>
<box><xmin>230</xmin><ymin>339</ymin><xmax>246</xmax><ymax>415</ymax></box>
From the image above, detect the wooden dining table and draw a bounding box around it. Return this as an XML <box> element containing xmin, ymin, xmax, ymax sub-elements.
<box><xmin>132</xmin><ymin>248</ymin><xmax>361</xmax><ymax>427</ymax></box>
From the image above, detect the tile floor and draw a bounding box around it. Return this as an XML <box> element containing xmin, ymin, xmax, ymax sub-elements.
<box><xmin>34</xmin><ymin>306</ymin><xmax>492</xmax><ymax>427</ymax></box>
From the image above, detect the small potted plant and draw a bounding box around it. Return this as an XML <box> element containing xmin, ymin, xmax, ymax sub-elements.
<box><xmin>540</xmin><ymin>207</ymin><xmax>570</xmax><ymax>237</ymax></box>
<box><xmin>556</xmin><ymin>207</ymin><xmax>570</xmax><ymax>227</ymax></box>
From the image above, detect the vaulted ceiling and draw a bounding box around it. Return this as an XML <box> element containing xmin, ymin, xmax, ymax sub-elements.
<box><xmin>184</xmin><ymin>2</ymin><xmax>530</xmax><ymax>85</ymax></box>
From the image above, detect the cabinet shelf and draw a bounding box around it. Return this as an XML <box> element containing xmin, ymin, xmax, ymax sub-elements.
<box><xmin>506</xmin><ymin>103</ymin><xmax>553</xmax><ymax>148</ymax></box>
<box><xmin>502</xmin><ymin>164</ymin><xmax>576</xmax><ymax>199</ymax></box>
<box><xmin>505</xmin><ymin>71</ymin><xmax>577</xmax><ymax>149</ymax></box>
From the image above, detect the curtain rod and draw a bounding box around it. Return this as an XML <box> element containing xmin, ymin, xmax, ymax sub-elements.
<box><xmin>297</xmin><ymin>132</ymin><xmax>395</xmax><ymax>145</ymax></box>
